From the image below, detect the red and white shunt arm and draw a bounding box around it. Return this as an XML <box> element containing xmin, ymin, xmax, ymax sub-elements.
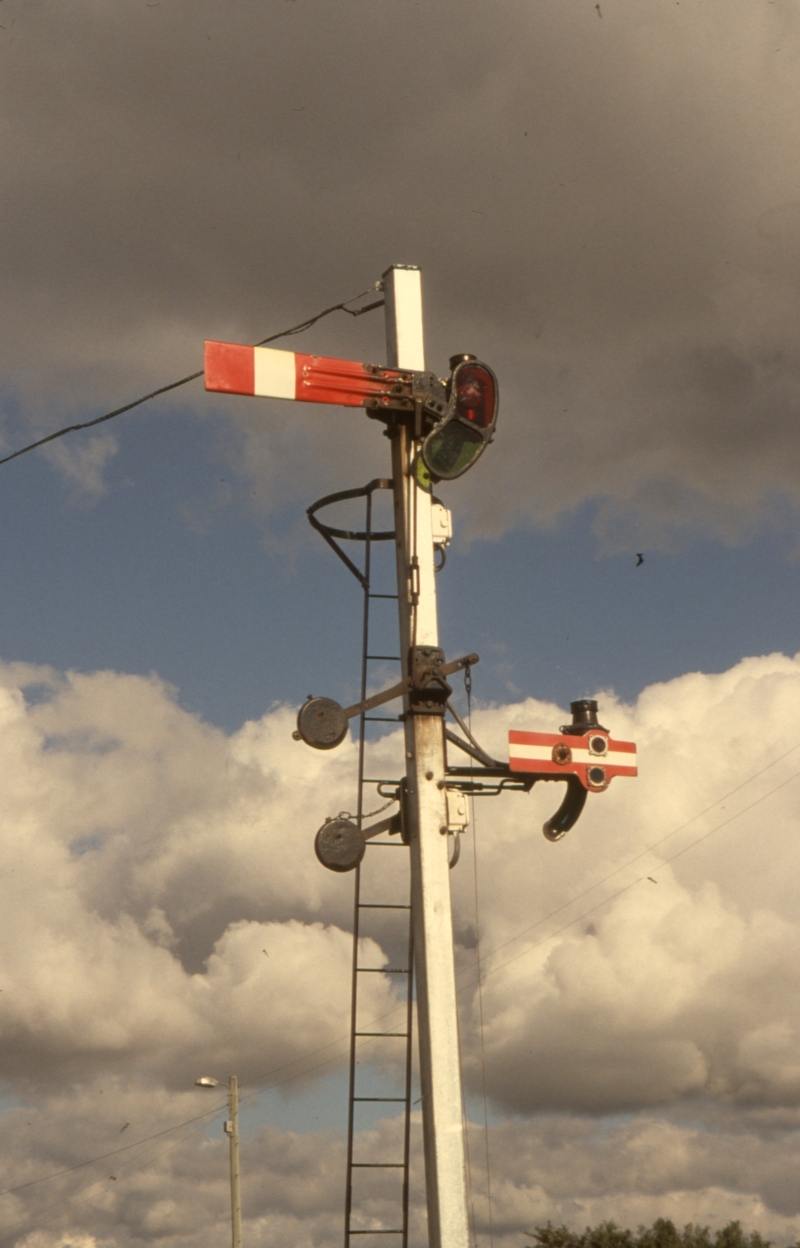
<box><xmin>508</xmin><ymin>730</ymin><xmax>637</xmax><ymax>790</ymax></box>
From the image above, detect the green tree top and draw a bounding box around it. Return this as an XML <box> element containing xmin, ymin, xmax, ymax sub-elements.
<box><xmin>526</xmin><ymin>1219</ymin><xmax>778</xmax><ymax>1248</ymax></box>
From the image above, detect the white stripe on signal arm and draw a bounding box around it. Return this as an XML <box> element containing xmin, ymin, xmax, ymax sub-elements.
<box><xmin>508</xmin><ymin>744</ymin><xmax>636</xmax><ymax>767</ymax></box>
<box><xmin>253</xmin><ymin>347</ymin><xmax>297</xmax><ymax>399</ymax></box>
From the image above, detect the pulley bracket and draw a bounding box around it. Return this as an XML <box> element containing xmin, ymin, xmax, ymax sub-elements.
<box><xmin>294</xmin><ymin>652</ymin><xmax>480</xmax><ymax>749</ymax></box>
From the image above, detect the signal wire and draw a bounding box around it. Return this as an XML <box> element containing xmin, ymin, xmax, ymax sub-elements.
<box><xmin>0</xmin><ymin>1103</ymin><xmax>226</xmax><ymax>1247</ymax></box>
<box><xmin>468</xmin><ymin>734</ymin><xmax>800</xmax><ymax>980</ymax></box>
<box><xmin>457</xmin><ymin>760</ymin><xmax>800</xmax><ymax>997</ymax></box>
<box><xmin>453</xmin><ymin>695</ymin><xmax>479</xmax><ymax>1247</ymax></box>
<box><xmin>0</xmin><ymin>1026</ymin><xmax>357</xmax><ymax>1202</ymax></box>
<box><xmin>0</xmin><ymin>285</ymin><xmax>384</xmax><ymax>469</ymax></box>
<box><xmin>0</xmin><ymin>1037</ymin><xmax>364</xmax><ymax>1241</ymax></box>
<box><xmin>0</xmin><ymin>1100</ymin><xmax>228</xmax><ymax>1199</ymax></box>
<box><xmin>465</xmin><ymin>667</ymin><xmax>494</xmax><ymax>1248</ymax></box>
<box><xmin>7</xmin><ymin>732</ymin><xmax>800</xmax><ymax>1219</ymax></box>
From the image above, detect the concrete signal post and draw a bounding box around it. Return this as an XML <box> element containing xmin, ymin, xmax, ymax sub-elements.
<box><xmin>383</xmin><ymin>266</ymin><xmax>471</xmax><ymax>1248</ymax></box>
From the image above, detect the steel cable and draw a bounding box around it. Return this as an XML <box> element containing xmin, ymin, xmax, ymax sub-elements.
<box><xmin>0</xmin><ymin>285</ymin><xmax>383</xmax><ymax>468</ymax></box>
<box><xmin>6</xmin><ymin>726</ymin><xmax>800</xmax><ymax>1222</ymax></box>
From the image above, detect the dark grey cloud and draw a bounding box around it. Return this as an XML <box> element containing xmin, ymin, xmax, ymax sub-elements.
<box><xmin>1</xmin><ymin>1</ymin><xmax>799</xmax><ymax>545</ymax></box>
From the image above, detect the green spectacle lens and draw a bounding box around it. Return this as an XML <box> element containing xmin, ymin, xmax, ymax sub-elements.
<box><xmin>424</xmin><ymin>422</ymin><xmax>483</xmax><ymax>479</ymax></box>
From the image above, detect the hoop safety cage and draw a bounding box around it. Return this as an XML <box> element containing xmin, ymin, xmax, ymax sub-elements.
<box><xmin>422</xmin><ymin>356</ymin><xmax>498</xmax><ymax>481</ymax></box>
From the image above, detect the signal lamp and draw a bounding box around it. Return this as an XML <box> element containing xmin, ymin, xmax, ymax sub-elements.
<box><xmin>422</xmin><ymin>356</ymin><xmax>498</xmax><ymax>481</ymax></box>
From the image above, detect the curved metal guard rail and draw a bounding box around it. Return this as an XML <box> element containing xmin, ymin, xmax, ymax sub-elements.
<box><xmin>307</xmin><ymin>479</ymin><xmax>394</xmax><ymax>588</ymax></box>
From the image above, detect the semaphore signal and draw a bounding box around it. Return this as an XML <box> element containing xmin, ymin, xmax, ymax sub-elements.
<box><xmin>204</xmin><ymin>264</ymin><xmax>637</xmax><ymax>1248</ymax></box>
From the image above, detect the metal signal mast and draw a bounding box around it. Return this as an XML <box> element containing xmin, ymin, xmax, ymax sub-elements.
<box><xmin>204</xmin><ymin>265</ymin><xmax>636</xmax><ymax>1248</ymax></box>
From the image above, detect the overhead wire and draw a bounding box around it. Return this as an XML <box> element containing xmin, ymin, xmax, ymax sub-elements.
<box><xmin>458</xmin><ymin>758</ymin><xmax>800</xmax><ymax>995</ymax></box>
<box><xmin>5</xmin><ymin>281</ymin><xmax>797</xmax><ymax>1237</ymax></box>
<box><xmin>456</xmin><ymin>687</ymin><xmax>480</xmax><ymax>1245</ymax></box>
<box><xmin>0</xmin><ymin>1104</ymin><xmax>226</xmax><ymax>1248</ymax></box>
<box><xmin>464</xmin><ymin>667</ymin><xmax>494</xmax><ymax>1248</ymax></box>
<box><xmin>0</xmin><ymin>1037</ymin><xmax>360</xmax><ymax>1241</ymax></box>
<box><xmin>7</xmin><ymin>724</ymin><xmax>800</xmax><ymax>1225</ymax></box>
<box><xmin>0</xmin><ymin>1025</ymin><xmax>356</xmax><ymax>1202</ymax></box>
<box><xmin>467</xmin><ymin>733</ymin><xmax>800</xmax><ymax>981</ymax></box>
<box><xmin>0</xmin><ymin>284</ymin><xmax>384</xmax><ymax>469</ymax></box>
<box><xmin>4</xmin><ymin>275</ymin><xmax>799</xmax><ymax>1238</ymax></box>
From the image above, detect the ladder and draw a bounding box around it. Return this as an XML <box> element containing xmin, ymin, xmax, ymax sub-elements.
<box><xmin>307</xmin><ymin>480</ymin><xmax>415</xmax><ymax>1248</ymax></box>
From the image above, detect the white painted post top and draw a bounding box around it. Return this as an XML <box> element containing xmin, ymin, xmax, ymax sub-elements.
<box><xmin>383</xmin><ymin>265</ymin><xmax>425</xmax><ymax>371</ymax></box>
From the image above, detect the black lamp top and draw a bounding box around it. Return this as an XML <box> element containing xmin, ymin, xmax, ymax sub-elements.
<box><xmin>562</xmin><ymin>698</ymin><xmax>609</xmax><ymax>736</ymax></box>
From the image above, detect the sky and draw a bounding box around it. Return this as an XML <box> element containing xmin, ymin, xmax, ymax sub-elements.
<box><xmin>3</xmin><ymin>1</ymin><xmax>800</xmax><ymax>1246</ymax></box>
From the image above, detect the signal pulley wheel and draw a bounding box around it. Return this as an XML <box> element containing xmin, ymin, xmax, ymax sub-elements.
<box><xmin>296</xmin><ymin>697</ymin><xmax>348</xmax><ymax>749</ymax></box>
<box><xmin>315</xmin><ymin>818</ymin><xmax>366</xmax><ymax>872</ymax></box>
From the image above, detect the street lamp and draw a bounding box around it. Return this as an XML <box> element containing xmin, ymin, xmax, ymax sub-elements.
<box><xmin>195</xmin><ymin>1075</ymin><xmax>242</xmax><ymax>1248</ymax></box>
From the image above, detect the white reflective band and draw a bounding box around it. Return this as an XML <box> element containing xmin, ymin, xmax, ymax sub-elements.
<box><xmin>509</xmin><ymin>744</ymin><xmax>636</xmax><ymax>767</ymax></box>
<box><xmin>253</xmin><ymin>347</ymin><xmax>296</xmax><ymax>399</ymax></box>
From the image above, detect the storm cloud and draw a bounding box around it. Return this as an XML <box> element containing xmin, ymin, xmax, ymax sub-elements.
<box><xmin>1</xmin><ymin>1</ymin><xmax>800</xmax><ymax>544</ymax></box>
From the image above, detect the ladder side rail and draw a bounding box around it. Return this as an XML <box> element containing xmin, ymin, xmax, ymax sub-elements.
<box><xmin>401</xmin><ymin>907</ymin><xmax>415</xmax><ymax>1248</ymax></box>
<box><xmin>344</xmin><ymin>489</ymin><xmax>374</xmax><ymax>1248</ymax></box>
<box><xmin>349</xmin><ymin>498</ymin><xmax>415</xmax><ymax>1245</ymax></box>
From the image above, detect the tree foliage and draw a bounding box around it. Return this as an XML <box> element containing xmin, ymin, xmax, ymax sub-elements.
<box><xmin>526</xmin><ymin>1220</ymin><xmax>780</xmax><ymax>1248</ymax></box>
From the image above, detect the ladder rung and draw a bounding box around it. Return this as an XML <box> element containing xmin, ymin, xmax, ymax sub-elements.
<box><xmin>356</xmin><ymin>967</ymin><xmax>409</xmax><ymax>974</ymax></box>
<box><xmin>354</xmin><ymin>1032</ymin><xmax>408</xmax><ymax>1038</ymax></box>
<box><xmin>349</xmin><ymin>1231</ymin><xmax>405</xmax><ymax>1235</ymax></box>
<box><xmin>353</xmin><ymin>1097</ymin><xmax>406</xmax><ymax>1102</ymax></box>
<box><xmin>367</xmin><ymin>594</ymin><xmax>398</xmax><ymax>600</ymax></box>
<box><xmin>351</xmin><ymin>1163</ymin><xmax>405</xmax><ymax>1168</ymax></box>
<box><xmin>366</xmin><ymin>655</ymin><xmax>401</xmax><ymax>662</ymax></box>
<box><xmin>358</xmin><ymin>903</ymin><xmax>411</xmax><ymax>910</ymax></box>
<box><xmin>364</xmin><ymin>716</ymin><xmax>401</xmax><ymax>723</ymax></box>
<box><xmin>363</xmin><ymin>778</ymin><xmax>401</xmax><ymax>785</ymax></box>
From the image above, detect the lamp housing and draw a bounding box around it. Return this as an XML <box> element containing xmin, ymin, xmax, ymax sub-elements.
<box><xmin>422</xmin><ymin>357</ymin><xmax>498</xmax><ymax>481</ymax></box>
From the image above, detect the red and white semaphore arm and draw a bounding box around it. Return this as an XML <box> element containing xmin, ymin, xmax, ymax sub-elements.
<box><xmin>204</xmin><ymin>340</ymin><xmax>418</xmax><ymax>410</ymax></box>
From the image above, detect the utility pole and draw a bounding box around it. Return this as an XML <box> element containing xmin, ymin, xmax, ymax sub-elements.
<box><xmin>226</xmin><ymin>1075</ymin><xmax>242</xmax><ymax>1248</ymax></box>
<box><xmin>383</xmin><ymin>266</ymin><xmax>471</xmax><ymax>1248</ymax></box>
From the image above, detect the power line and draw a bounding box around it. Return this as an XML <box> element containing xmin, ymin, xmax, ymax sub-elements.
<box><xmin>461</xmin><ymin>757</ymin><xmax>800</xmax><ymax>993</ymax></box>
<box><xmin>5</xmin><ymin>735</ymin><xmax>799</xmax><ymax>1214</ymax></box>
<box><xmin>0</xmin><ymin>1106</ymin><xmax>226</xmax><ymax>1248</ymax></box>
<box><xmin>0</xmin><ymin>1100</ymin><xmax>227</xmax><ymax>1199</ymax></box>
<box><xmin>0</xmin><ymin>1039</ymin><xmax>367</xmax><ymax>1242</ymax></box>
<box><xmin>468</xmin><ymin>734</ymin><xmax>800</xmax><ymax>980</ymax></box>
<box><xmin>0</xmin><ymin>285</ymin><xmax>383</xmax><ymax>469</ymax></box>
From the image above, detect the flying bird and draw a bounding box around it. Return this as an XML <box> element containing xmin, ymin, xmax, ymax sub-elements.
<box><xmin>647</xmin><ymin>877</ymin><xmax>657</xmax><ymax>883</ymax></box>
<box><xmin>636</xmin><ymin>553</ymin><xmax>644</xmax><ymax>566</ymax></box>
<box><xmin>120</xmin><ymin>1122</ymin><xmax>130</xmax><ymax>1133</ymax></box>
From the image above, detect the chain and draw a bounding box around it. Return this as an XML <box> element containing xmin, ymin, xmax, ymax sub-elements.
<box><xmin>362</xmin><ymin>796</ymin><xmax>398</xmax><ymax>821</ymax></box>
